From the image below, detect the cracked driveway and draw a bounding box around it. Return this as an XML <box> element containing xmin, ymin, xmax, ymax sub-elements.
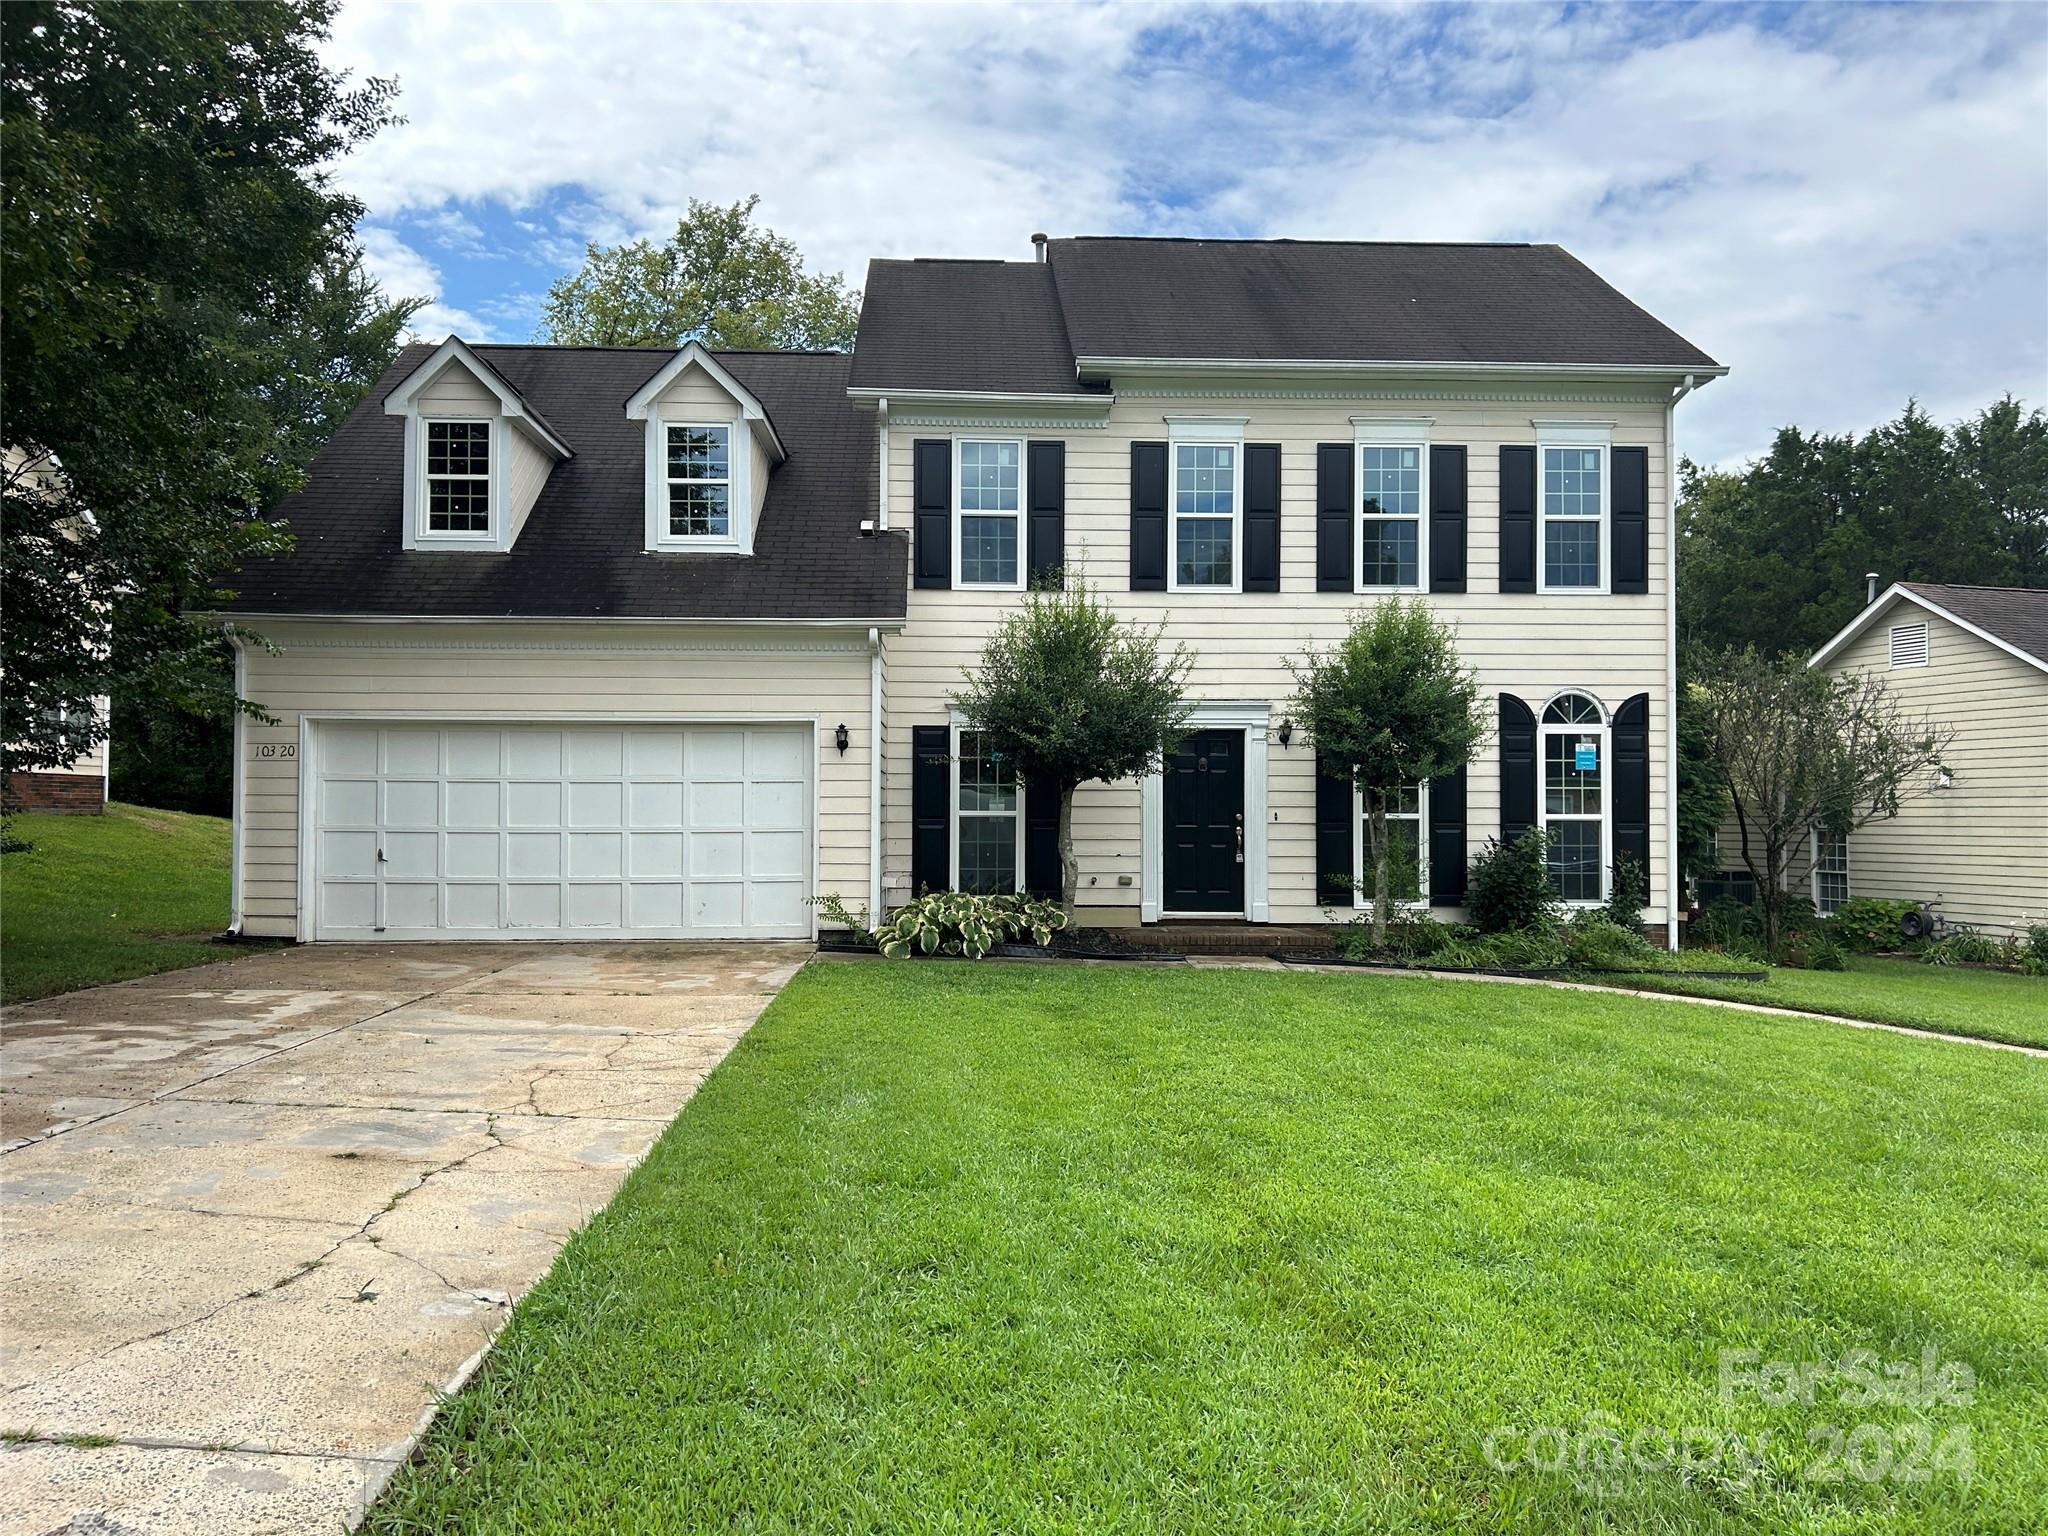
<box><xmin>0</xmin><ymin>940</ymin><xmax>807</xmax><ymax>1534</ymax></box>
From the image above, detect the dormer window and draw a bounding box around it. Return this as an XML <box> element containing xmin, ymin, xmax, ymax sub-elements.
<box><xmin>425</xmin><ymin>420</ymin><xmax>492</xmax><ymax>534</ymax></box>
<box><xmin>667</xmin><ymin>425</ymin><xmax>731</xmax><ymax>538</ymax></box>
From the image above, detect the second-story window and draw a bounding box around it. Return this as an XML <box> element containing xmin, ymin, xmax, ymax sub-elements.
<box><xmin>956</xmin><ymin>439</ymin><xmax>1021</xmax><ymax>587</ymax></box>
<box><xmin>1541</xmin><ymin>445</ymin><xmax>1604</xmax><ymax>590</ymax></box>
<box><xmin>425</xmin><ymin>420</ymin><xmax>491</xmax><ymax>534</ymax></box>
<box><xmin>1172</xmin><ymin>442</ymin><xmax>1238</xmax><ymax>590</ymax></box>
<box><xmin>1359</xmin><ymin>445</ymin><xmax>1423</xmax><ymax>589</ymax></box>
<box><xmin>667</xmin><ymin>424</ymin><xmax>731</xmax><ymax>538</ymax></box>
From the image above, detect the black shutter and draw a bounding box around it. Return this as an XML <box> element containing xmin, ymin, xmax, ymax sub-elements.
<box><xmin>1612</xmin><ymin>692</ymin><xmax>1652</xmax><ymax>885</ymax></box>
<box><xmin>1429</xmin><ymin>444</ymin><xmax>1467</xmax><ymax>594</ymax></box>
<box><xmin>1612</xmin><ymin>446</ymin><xmax>1649</xmax><ymax>594</ymax></box>
<box><xmin>1243</xmin><ymin>444</ymin><xmax>1281</xmax><ymax>592</ymax></box>
<box><xmin>1428</xmin><ymin>763</ymin><xmax>1468</xmax><ymax>905</ymax></box>
<box><xmin>1130</xmin><ymin>441</ymin><xmax>1167</xmax><ymax>591</ymax></box>
<box><xmin>1499</xmin><ymin>446</ymin><xmax>1536</xmax><ymax>594</ymax></box>
<box><xmin>1499</xmin><ymin>696</ymin><xmax>1537</xmax><ymax>844</ymax></box>
<box><xmin>913</xmin><ymin>440</ymin><xmax>951</xmax><ymax>590</ymax></box>
<box><xmin>1316</xmin><ymin>444</ymin><xmax>1354</xmax><ymax>591</ymax></box>
<box><xmin>1315</xmin><ymin>751</ymin><xmax>1353</xmax><ymax>906</ymax></box>
<box><xmin>911</xmin><ymin>724</ymin><xmax>950</xmax><ymax>895</ymax></box>
<box><xmin>1025</xmin><ymin>773</ymin><xmax>1061</xmax><ymax>899</ymax></box>
<box><xmin>1027</xmin><ymin>440</ymin><xmax>1065</xmax><ymax>585</ymax></box>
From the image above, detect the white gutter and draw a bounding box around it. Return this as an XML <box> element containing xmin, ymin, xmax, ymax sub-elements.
<box><xmin>1076</xmin><ymin>356</ymin><xmax>1730</xmax><ymax>381</ymax></box>
<box><xmin>229</xmin><ymin>634</ymin><xmax>246</xmax><ymax>936</ymax></box>
<box><xmin>868</xmin><ymin>626</ymin><xmax>884</xmax><ymax>923</ymax></box>
<box><xmin>875</xmin><ymin>397</ymin><xmax>889</xmax><ymax>531</ymax></box>
<box><xmin>194</xmin><ymin>612</ymin><xmax>906</xmax><ymax>630</ymax></box>
<box><xmin>1665</xmin><ymin>371</ymin><xmax>1704</xmax><ymax>949</ymax></box>
<box><xmin>845</xmin><ymin>387</ymin><xmax>1112</xmax><ymax>410</ymax></box>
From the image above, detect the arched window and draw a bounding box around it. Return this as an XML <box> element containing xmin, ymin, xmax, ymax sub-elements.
<box><xmin>1538</xmin><ymin>692</ymin><xmax>1609</xmax><ymax>902</ymax></box>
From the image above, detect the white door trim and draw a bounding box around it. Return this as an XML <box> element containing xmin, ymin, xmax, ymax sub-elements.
<box><xmin>295</xmin><ymin>710</ymin><xmax>821</xmax><ymax>943</ymax></box>
<box><xmin>1141</xmin><ymin>701</ymin><xmax>1270</xmax><ymax>924</ymax></box>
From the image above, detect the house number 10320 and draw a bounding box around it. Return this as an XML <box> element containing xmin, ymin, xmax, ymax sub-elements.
<box><xmin>254</xmin><ymin>743</ymin><xmax>297</xmax><ymax>760</ymax></box>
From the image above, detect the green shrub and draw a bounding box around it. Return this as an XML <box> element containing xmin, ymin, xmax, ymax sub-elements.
<box><xmin>1432</xmin><ymin>925</ymin><xmax>1567</xmax><ymax>970</ymax></box>
<box><xmin>1921</xmin><ymin>930</ymin><xmax>2004</xmax><ymax>968</ymax></box>
<box><xmin>2025</xmin><ymin>925</ymin><xmax>2048</xmax><ymax>977</ymax></box>
<box><xmin>1692</xmin><ymin>895</ymin><xmax>1760</xmax><ymax>952</ymax></box>
<box><xmin>1777</xmin><ymin>927</ymin><xmax>1846</xmax><ymax>971</ymax></box>
<box><xmin>1601</xmin><ymin>852</ymin><xmax>1647</xmax><ymax>933</ymax></box>
<box><xmin>873</xmin><ymin>891</ymin><xmax>1069</xmax><ymax>960</ymax></box>
<box><xmin>1336</xmin><ymin>909</ymin><xmax>1454</xmax><ymax>964</ymax></box>
<box><xmin>1467</xmin><ymin>829</ymin><xmax>1558</xmax><ymax>934</ymax></box>
<box><xmin>808</xmin><ymin>892</ymin><xmax>873</xmax><ymax>942</ymax></box>
<box><xmin>1828</xmin><ymin>898</ymin><xmax>1917</xmax><ymax>953</ymax></box>
<box><xmin>1565</xmin><ymin>914</ymin><xmax>1664</xmax><ymax>972</ymax></box>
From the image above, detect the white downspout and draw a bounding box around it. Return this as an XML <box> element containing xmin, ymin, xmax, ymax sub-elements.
<box><xmin>869</xmin><ymin>625</ymin><xmax>883</xmax><ymax>924</ymax></box>
<box><xmin>229</xmin><ymin>634</ymin><xmax>246</xmax><ymax>936</ymax></box>
<box><xmin>1665</xmin><ymin>373</ymin><xmax>1698</xmax><ymax>950</ymax></box>
<box><xmin>875</xmin><ymin>398</ymin><xmax>889</xmax><ymax>531</ymax></box>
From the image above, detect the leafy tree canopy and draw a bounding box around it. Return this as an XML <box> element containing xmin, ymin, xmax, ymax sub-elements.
<box><xmin>1286</xmin><ymin>599</ymin><xmax>1488</xmax><ymax>941</ymax></box>
<box><xmin>1677</xmin><ymin>396</ymin><xmax>2045</xmax><ymax>664</ymax></box>
<box><xmin>536</xmin><ymin>195</ymin><xmax>861</xmax><ymax>351</ymax></box>
<box><xmin>2</xmin><ymin>0</ymin><xmax>415</xmax><ymax>793</ymax></box>
<box><xmin>952</xmin><ymin>577</ymin><xmax>1194</xmax><ymax>906</ymax></box>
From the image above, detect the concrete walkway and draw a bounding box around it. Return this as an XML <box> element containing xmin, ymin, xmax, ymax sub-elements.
<box><xmin>0</xmin><ymin>941</ymin><xmax>807</xmax><ymax>1535</ymax></box>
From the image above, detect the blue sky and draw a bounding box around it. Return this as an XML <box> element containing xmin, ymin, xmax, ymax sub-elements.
<box><xmin>321</xmin><ymin>1</ymin><xmax>2047</xmax><ymax>466</ymax></box>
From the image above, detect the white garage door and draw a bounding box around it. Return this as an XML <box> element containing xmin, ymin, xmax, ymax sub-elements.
<box><xmin>310</xmin><ymin>723</ymin><xmax>812</xmax><ymax>940</ymax></box>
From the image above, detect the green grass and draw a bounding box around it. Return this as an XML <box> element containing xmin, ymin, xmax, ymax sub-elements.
<box><xmin>1</xmin><ymin>802</ymin><xmax>241</xmax><ymax>1003</ymax></box>
<box><xmin>1592</xmin><ymin>956</ymin><xmax>2048</xmax><ymax>1050</ymax></box>
<box><xmin>370</xmin><ymin>962</ymin><xmax>2048</xmax><ymax>1534</ymax></box>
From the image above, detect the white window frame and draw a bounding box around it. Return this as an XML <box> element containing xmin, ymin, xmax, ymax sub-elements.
<box><xmin>662</xmin><ymin>421</ymin><xmax>736</xmax><ymax>543</ymax></box>
<box><xmin>952</xmin><ymin>435</ymin><xmax>1026</xmax><ymax>591</ymax></box>
<box><xmin>1166</xmin><ymin>417</ymin><xmax>1246</xmax><ymax>594</ymax></box>
<box><xmin>648</xmin><ymin>416</ymin><xmax>748</xmax><ymax>553</ymax></box>
<box><xmin>1537</xmin><ymin>689</ymin><xmax>1612</xmax><ymax>906</ymax></box>
<box><xmin>1352</xmin><ymin>416</ymin><xmax>1432</xmax><ymax>594</ymax></box>
<box><xmin>1812</xmin><ymin>829</ymin><xmax>1849</xmax><ymax>916</ymax></box>
<box><xmin>948</xmin><ymin>717</ymin><xmax>1025</xmax><ymax>895</ymax></box>
<box><xmin>415</xmin><ymin>416</ymin><xmax>500</xmax><ymax>549</ymax></box>
<box><xmin>1889</xmin><ymin>622</ymin><xmax>1930</xmax><ymax>669</ymax></box>
<box><xmin>1351</xmin><ymin>777</ymin><xmax>1430</xmax><ymax>909</ymax></box>
<box><xmin>1534</xmin><ymin>421</ymin><xmax>1613</xmax><ymax>596</ymax></box>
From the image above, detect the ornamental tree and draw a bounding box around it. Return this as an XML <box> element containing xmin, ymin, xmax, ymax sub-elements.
<box><xmin>1692</xmin><ymin>647</ymin><xmax>1956</xmax><ymax>953</ymax></box>
<box><xmin>952</xmin><ymin>576</ymin><xmax>1193</xmax><ymax>908</ymax></box>
<box><xmin>1287</xmin><ymin>599</ymin><xmax>1488</xmax><ymax>945</ymax></box>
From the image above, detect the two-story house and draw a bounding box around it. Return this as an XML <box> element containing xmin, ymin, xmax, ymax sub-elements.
<box><xmin>218</xmin><ymin>237</ymin><xmax>1722</xmax><ymax>946</ymax></box>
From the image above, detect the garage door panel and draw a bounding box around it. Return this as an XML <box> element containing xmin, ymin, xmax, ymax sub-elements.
<box><xmin>312</xmin><ymin>723</ymin><xmax>811</xmax><ymax>940</ymax></box>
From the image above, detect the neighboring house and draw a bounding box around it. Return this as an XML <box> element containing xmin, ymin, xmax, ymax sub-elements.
<box><xmin>216</xmin><ymin>237</ymin><xmax>1723</xmax><ymax>944</ymax></box>
<box><xmin>4</xmin><ymin>446</ymin><xmax>109</xmax><ymax>815</ymax></box>
<box><xmin>1800</xmin><ymin>583</ymin><xmax>2043</xmax><ymax>937</ymax></box>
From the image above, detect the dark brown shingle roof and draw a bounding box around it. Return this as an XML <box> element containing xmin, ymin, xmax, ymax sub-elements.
<box><xmin>847</xmin><ymin>260</ymin><xmax>1089</xmax><ymax>395</ymax></box>
<box><xmin>222</xmin><ymin>345</ymin><xmax>905</xmax><ymax>622</ymax></box>
<box><xmin>1900</xmin><ymin>583</ymin><xmax>2048</xmax><ymax>665</ymax></box>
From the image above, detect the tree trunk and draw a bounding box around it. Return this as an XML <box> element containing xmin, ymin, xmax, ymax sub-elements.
<box><xmin>1762</xmin><ymin>843</ymin><xmax>1786</xmax><ymax>955</ymax></box>
<box><xmin>1058</xmin><ymin>784</ymin><xmax>1080</xmax><ymax>911</ymax></box>
<box><xmin>1367</xmin><ymin>799</ymin><xmax>1391</xmax><ymax>947</ymax></box>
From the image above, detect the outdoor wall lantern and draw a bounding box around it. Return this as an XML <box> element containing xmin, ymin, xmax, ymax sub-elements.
<box><xmin>835</xmin><ymin>723</ymin><xmax>850</xmax><ymax>756</ymax></box>
<box><xmin>1277</xmin><ymin>718</ymin><xmax>1294</xmax><ymax>748</ymax></box>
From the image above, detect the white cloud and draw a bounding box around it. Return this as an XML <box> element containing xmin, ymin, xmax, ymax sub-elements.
<box><xmin>356</xmin><ymin>225</ymin><xmax>493</xmax><ymax>341</ymax></box>
<box><xmin>320</xmin><ymin>1</ymin><xmax>2047</xmax><ymax>462</ymax></box>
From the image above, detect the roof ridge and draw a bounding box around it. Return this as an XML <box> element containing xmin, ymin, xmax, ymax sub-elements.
<box><xmin>469</xmin><ymin>343</ymin><xmax>849</xmax><ymax>357</ymax></box>
<box><xmin>1901</xmin><ymin>581</ymin><xmax>2046</xmax><ymax>595</ymax></box>
<box><xmin>1054</xmin><ymin>235</ymin><xmax>1544</xmax><ymax>249</ymax></box>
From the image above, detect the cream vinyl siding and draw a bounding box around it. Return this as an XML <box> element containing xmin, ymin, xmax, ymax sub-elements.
<box><xmin>1823</xmin><ymin>607</ymin><xmax>2048</xmax><ymax>936</ymax></box>
<box><xmin>882</xmin><ymin>388</ymin><xmax>1674</xmax><ymax>924</ymax></box>
<box><xmin>238</xmin><ymin>621</ymin><xmax>874</xmax><ymax>938</ymax></box>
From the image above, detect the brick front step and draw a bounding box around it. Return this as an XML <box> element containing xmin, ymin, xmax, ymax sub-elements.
<box><xmin>1113</xmin><ymin>923</ymin><xmax>1334</xmax><ymax>955</ymax></box>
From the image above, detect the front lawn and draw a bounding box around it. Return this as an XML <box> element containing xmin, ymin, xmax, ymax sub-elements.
<box><xmin>372</xmin><ymin>963</ymin><xmax>2047</xmax><ymax>1534</ymax></box>
<box><xmin>1602</xmin><ymin>955</ymin><xmax>2048</xmax><ymax>1050</ymax></box>
<box><xmin>1</xmin><ymin>802</ymin><xmax>238</xmax><ymax>1003</ymax></box>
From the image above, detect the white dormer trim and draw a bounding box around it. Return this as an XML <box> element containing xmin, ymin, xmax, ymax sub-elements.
<box><xmin>384</xmin><ymin>336</ymin><xmax>573</xmax><ymax>459</ymax></box>
<box><xmin>626</xmin><ymin>341</ymin><xmax>786</xmax><ymax>556</ymax></box>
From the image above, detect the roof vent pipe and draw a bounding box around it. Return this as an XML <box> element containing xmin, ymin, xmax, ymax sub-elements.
<box><xmin>1031</xmin><ymin>232</ymin><xmax>1048</xmax><ymax>263</ymax></box>
<box><xmin>1866</xmin><ymin>572</ymin><xmax>1880</xmax><ymax>606</ymax></box>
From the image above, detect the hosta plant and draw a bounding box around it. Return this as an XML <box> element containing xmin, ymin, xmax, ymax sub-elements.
<box><xmin>875</xmin><ymin>891</ymin><xmax>1070</xmax><ymax>960</ymax></box>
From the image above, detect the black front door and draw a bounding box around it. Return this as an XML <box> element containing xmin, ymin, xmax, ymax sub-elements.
<box><xmin>1163</xmin><ymin>728</ymin><xmax>1245</xmax><ymax>913</ymax></box>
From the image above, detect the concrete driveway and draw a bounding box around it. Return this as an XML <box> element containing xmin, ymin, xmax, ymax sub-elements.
<box><xmin>0</xmin><ymin>941</ymin><xmax>807</xmax><ymax>1534</ymax></box>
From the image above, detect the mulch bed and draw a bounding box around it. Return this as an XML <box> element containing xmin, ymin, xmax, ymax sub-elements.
<box><xmin>815</xmin><ymin>928</ymin><xmax>1186</xmax><ymax>964</ymax></box>
<box><xmin>1273</xmin><ymin>952</ymin><xmax>1768</xmax><ymax>982</ymax></box>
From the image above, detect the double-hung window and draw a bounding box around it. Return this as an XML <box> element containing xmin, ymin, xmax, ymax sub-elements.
<box><xmin>956</xmin><ymin>438</ymin><xmax>1022</xmax><ymax>587</ymax></box>
<box><xmin>1539</xmin><ymin>692</ymin><xmax>1609</xmax><ymax>902</ymax></box>
<box><xmin>1353</xmin><ymin>418</ymin><xmax>1430</xmax><ymax>591</ymax></box>
<box><xmin>1535</xmin><ymin>423</ymin><xmax>1611</xmax><ymax>592</ymax></box>
<box><xmin>952</xmin><ymin>726</ymin><xmax>1022</xmax><ymax>894</ymax></box>
<box><xmin>666</xmin><ymin>424</ymin><xmax>731</xmax><ymax>538</ymax></box>
<box><xmin>424</xmin><ymin>420</ymin><xmax>491</xmax><ymax>535</ymax></box>
<box><xmin>1354</xmin><ymin>779</ymin><xmax>1428</xmax><ymax>906</ymax></box>
<box><xmin>1813</xmin><ymin>831</ymin><xmax>1849</xmax><ymax>916</ymax></box>
<box><xmin>1168</xmin><ymin>423</ymin><xmax>1243</xmax><ymax>591</ymax></box>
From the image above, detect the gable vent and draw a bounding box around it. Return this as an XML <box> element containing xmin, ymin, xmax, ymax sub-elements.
<box><xmin>1889</xmin><ymin>621</ymin><xmax>1929</xmax><ymax>669</ymax></box>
